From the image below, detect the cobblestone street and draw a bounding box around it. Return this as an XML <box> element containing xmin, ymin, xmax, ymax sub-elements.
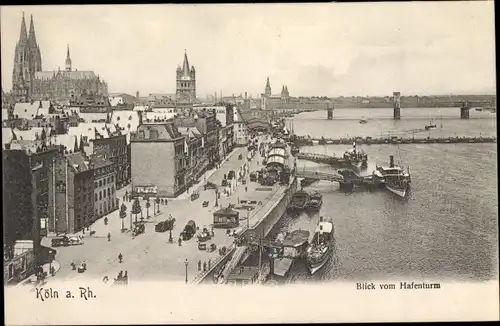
<box><xmin>43</xmin><ymin>144</ymin><xmax>270</xmax><ymax>284</ymax></box>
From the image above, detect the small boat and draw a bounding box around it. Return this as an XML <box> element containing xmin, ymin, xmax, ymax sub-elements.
<box><xmin>307</xmin><ymin>191</ymin><xmax>323</xmax><ymax>209</ymax></box>
<box><xmin>287</xmin><ymin>189</ymin><xmax>310</xmax><ymax>211</ymax></box>
<box><xmin>300</xmin><ymin>178</ymin><xmax>317</xmax><ymax>188</ymax></box>
<box><xmin>273</xmin><ymin>230</ymin><xmax>310</xmax><ymax>277</ymax></box>
<box><xmin>475</xmin><ymin>108</ymin><xmax>483</xmax><ymax>111</ymax></box>
<box><xmin>306</xmin><ymin>217</ymin><xmax>334</xmax><ymax>275</ymax></box>
<box><xmin>425</xmin><ymin>121</ymin><xmax>437</xmax><ymax>130</ymax></box>
<box><xmin>359</xmin><ymin>119</ymin><xmax>368</xmax><ymax>124</ymax></box>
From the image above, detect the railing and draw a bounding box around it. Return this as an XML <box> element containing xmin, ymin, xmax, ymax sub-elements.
<box><xmin>191</xmin><ymin>243</ymin><xmax>237</xmax><ymax>284</ymax></box>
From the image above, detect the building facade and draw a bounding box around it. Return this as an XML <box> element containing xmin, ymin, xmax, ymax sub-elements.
<box><xmin>92</xmin><ymin>156</ymin><xmax>118</xmax><ymax>220</ymax></box>
<box><xmin>176</xmin><ymin>51</ymin><xmax>196</xmax><ymax>103</ymax></box>
<box><xmin>91</xmin><ymin>134</ymin><xmax>129</xmax><ymax>189</ymax></box>
<box><xmin>52</xmin><ymin>152</ymin><xmax>95</xmax><ymax>234</ymax></box>
<box><xmin>3</xmin><ymin>142</ymin><xmax>59</xmax><ymax>265</ymax></box>
<box><xmin>131</xmin><ymin>123</ymin><xmax>187</xmax><ymax>198</ymax></box>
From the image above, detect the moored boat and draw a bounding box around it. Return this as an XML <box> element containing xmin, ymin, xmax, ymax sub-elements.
<box><xmin>343</xmin><ymin>142</ymin><xmax>368</xmax><ymax>169</ymax></box>
<box><xmin>273</xmin><ymin>230</ymin><xmax>310</xmax><ymax>277</ymax></box>
<box><xmin>306</xmin><ymin>217</ymin><xmax>334</xmax><ymax>275</ymax></box>
<box><xmin>288</xmin><ymin>189</ymin><xmax>310</xmax><ymax>211</ymax></box>
<box><xmin>307</xmin><ymin>191</ymin><xmax>323</xmax><ymax>210</ymax></box>
<box><xmin>373</xmin><ymin>155</ymin><xmax>411</xmax><ymax>198</ymax></box>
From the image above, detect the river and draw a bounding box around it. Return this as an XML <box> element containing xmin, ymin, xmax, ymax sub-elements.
<box><xmin>276</xmin><ymin>108</ymin><xmax>498</xmax><ymax>283</ymax></box>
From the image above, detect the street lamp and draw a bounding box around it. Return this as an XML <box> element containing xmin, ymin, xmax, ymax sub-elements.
<box><xmin>184</xmin><ymin>259</ymin><xmax>189</xmax><ymax>284</ymax></box>
<box><xmin>214</xmin><ymin>189</ymin><xmax>219</xmax><ymax>207</ymax></box>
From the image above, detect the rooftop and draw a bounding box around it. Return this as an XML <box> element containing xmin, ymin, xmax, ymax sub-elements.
<box><xmin>13</xmin><ymin>101</ymin><xmax>51</xmax><ymax>120</ymax></box>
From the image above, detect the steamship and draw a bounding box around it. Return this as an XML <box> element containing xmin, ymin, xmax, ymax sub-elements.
<box><xmin>373</xmin><ymin>155</ymin><xmax>411</xmax><ymax>198</ymax></box>
<box><xmin>306</xmin><ymin>217</ymin><xmax>335</xmax><ymax>275</ymax></box>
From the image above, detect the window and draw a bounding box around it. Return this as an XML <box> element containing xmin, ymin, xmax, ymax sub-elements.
<box><xmin>104</xmin><ymin>191</ymin><xmax>106</xmax><ymax>198</ymax></box>
<box><xmin>94</xmin><ymin>182</ymin><xmax>98</xmax><ymax>188</ymax></box>
<box><xmin>103</xmin><ymin>179</ymin><xmax>106</xmax><ymax>186</ymax></box>
<box><xmin>95</xmin><ymin>193</ymin><xmax>98</xmax><ymax>201</ymax></box>
<box><xmin>99</xmin><ymin>180</ymin><xmax>102</xmax><ymax>188</ymax></box>
<box><xmin>112</xmin><ymin>186</ymin><xmax>115</xmax><ymax>193</ymax></box>
<box><xmin>99</xmin><ymin>191</ymin><xmax>102</xmax><ymax>200</ymax></box>
<box><xmin>111</xmin><ymin>175</ymin><xmax>114</xmax><ymax>182</ymax></box>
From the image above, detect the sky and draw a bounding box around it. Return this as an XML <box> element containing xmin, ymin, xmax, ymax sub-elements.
<box><xmin>1</xmin><ymin>3</ymin><xmax>496</xmax><ymax>98</ymax></box>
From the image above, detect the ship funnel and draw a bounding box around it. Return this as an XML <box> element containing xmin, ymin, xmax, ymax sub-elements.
<box><xmin>389</xmin><ymin>155</ymin><xmax>394</xmax><ymax>168</ymax></box>
<box><xmin>319</xmin><ymin>216</ymin><xmax>323</xmax><ymax>222</ymax></box>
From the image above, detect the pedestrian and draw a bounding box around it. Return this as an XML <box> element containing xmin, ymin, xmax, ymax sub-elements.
<box><xmin>178</xmin><ymin>237</ymin><xmax>182</xmax><ymax>246</ymax></box>
<box><xmin>208</xmin><ymin>259</ymin><xmax>211</xmax><ymax>270</ymax></box>
<box><xmin>245</xmin><ymin>186</ymin><xmax>248</xmax><ymax>192</ymax></box>
<box><xmin>198</xmin><ymin>260</ymin><xmax>202</xmax><ymax>271</ymax></box>
<box><xmin>50</xmin><ymin>266</ymin><xmax>55</xmax><ymax>276</ymax></box>
<box><xmin>107</xmin><ymin>232</ymin><xmax>111</xmax><ymax>242</ymax></box>
<box><xmin>203</xmin><ymin>261</ymin><xmax>207</xmax><ymax>272</ymax></box>
<box><xmin>118</xmin><ymin>271</ymin><xmax>123</xmax><ymax>279</ymax></box>
<box><xmin>118</xmin><ymin>253</ymin><xmax>123</xmax><ymax>263</ymax></box>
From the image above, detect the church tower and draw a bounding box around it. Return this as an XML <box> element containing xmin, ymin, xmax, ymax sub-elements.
<box><xmin>12</xmin><ymin>13</ymin><xmax>42</xmax><ymax>102</ymax></box>
<box><xmin>264</xmin><ymin>77</ymin><xmax>271</xmax><ymax>97</ymax></box>
<box><xmin>65</xmin><ymin>45</ymin><xmax>72</xmax><ymax>71</ymax></box>
<box><xmin>175</xmin><ymin>50</ymin><xmax>196</xmax><ymax>102</ymax></box>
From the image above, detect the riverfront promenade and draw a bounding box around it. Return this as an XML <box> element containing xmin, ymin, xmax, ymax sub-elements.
<box><xmin>41</xmin><ymin>138</ymin><xmax>288</xmax><ymax>284</ymax></box>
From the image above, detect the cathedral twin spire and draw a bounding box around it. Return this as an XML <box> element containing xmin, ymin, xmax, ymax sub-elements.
<box><xmin>13</xmin><ymin>12</ymin><xmax>42</xmax><ymax>100</ymax></box>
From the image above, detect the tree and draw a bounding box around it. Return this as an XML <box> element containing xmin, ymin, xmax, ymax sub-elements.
<box><xmin>145</xmin><ymin>198</ymin><xmax>151</xmax><ymax>219</ymax></box>
<box><xmin>131</xmin><ymin>198</ymin><xmax>141</xmax><ymax>224</ymax></box>
<box><xmin>155</xmin><ymin>197</ymin><xmax>161</xmax><ymax>213</ymax></box>
<box><xmin>79</xmin><ymin>135</ymin><xmax>85</xmax><ymax>153</ymax></box>
<box><xmin>73</xmin><ymin>136</ymin><xmax>79</xmax><ymax>153</ymax></box>
<box><xmin>119</xmin><ymin>203</ymin><xmax>127</xmax><ymax>231</ymax></box>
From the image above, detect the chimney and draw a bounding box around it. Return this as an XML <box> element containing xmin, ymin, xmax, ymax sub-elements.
<box><xmin>245</xmin><ymin>92</ymin><xmax>247</xmax><ymax>99</ymax></box>
<box><xmin>136</xmin><ymin>91</ymin><xmax>140</xmax><ymax>99</ymax></box>
<box><xmin>389</xmin><ymin>155</ymin><xmax>394</xmax><ymax>168</ymax></box>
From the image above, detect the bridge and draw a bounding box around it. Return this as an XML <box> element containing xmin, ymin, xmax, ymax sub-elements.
<box><xmin>325</xmin><ymin>94</ymin><xmax>495</xmax><ymax>120</ymax></box>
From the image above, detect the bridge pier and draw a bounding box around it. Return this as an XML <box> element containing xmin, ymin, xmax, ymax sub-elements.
<box><xmin>393</xmin><ymin>92</ymin><xmax>401</xmax><ymax>120</ymax></box>
<box><xmin>460</xmin><ymin>101</ymin><xmax>470</xmax><ymax>119</ymax></box>
<box><xmin>327</xmin><ymin>103</ymin><xmax>334</xmax><ymax>120</ymax></box>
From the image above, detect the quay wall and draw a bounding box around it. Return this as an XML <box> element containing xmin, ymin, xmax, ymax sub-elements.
<box><xmin>194</xmin><ymin>177</ymin><xmax>298</xmax><ymax>284</ymax></box>
<box><xmin>240</xmin><ymin>177</ymin><xmax>298</xmax><ymax>241</ymax></box>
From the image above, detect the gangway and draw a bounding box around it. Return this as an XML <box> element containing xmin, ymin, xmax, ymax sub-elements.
<box><xmin>295</xmin><ymin>169</ymin><xmax>344</xmax><ymax>183</ymax></box>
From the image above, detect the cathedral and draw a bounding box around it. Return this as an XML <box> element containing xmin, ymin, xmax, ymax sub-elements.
<box><xmin>261</xmin><ymin>77</ymin><xmax>290</xmax><ymax>105</ymax></box>
<box><xmin>12</xmin><ymin>13</ymin><xmax>108</xmax><ymax>103</ymax></box>
<box><xmin>175</xmin><ymin>51</ymin><xmax>196</xmax><ymax>103</ymax></box>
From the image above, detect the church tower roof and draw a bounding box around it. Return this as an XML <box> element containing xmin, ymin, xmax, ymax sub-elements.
<box><xmin>19</xmin><ymin>12</ymin><xmax>28</xmax><ymax>44</ymax></box>
<box><xmin>265</xmin><ymin>77</ymin><xmax>272</xmax><ymax>96</ymax></box>
<box><xmin>182</xmin><ymin>50</ymin><xmax>190</xmax><ymax>76</ymax></box>
<box><xmin>28</xmin><ymin>14</ymin><xmax>38</xmax><ymax>46</ymax></box>
<box><xmin>65</xmin><ymin>44</ymin><xmax>72</xmax><ymax>71</ymax></box>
